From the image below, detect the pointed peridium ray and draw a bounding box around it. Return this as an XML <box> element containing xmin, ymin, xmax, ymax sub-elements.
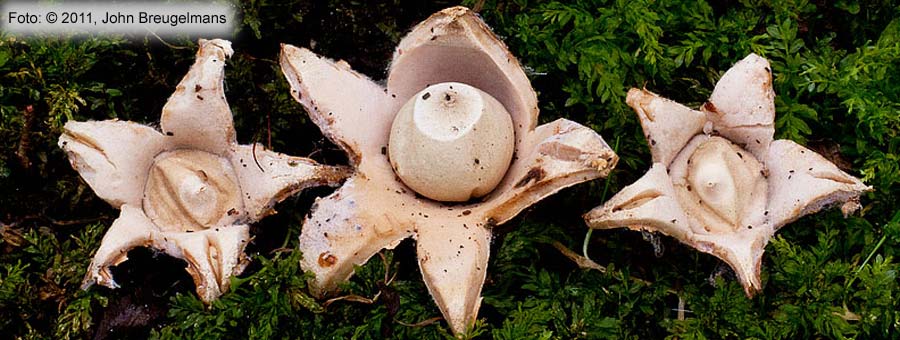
<box><xmin>297</xmin><ymin>178</ymin><xmax>414</xmax><ymax>296</ymax></box>
<box><xmin>229</xmin><ymin>144</ymin><xmax>351</xmax><ymax>220</ymax></box>
<box><xmin>691</xmin><ymin>230</ymin><xmax>768</xmax><ymax>295</ymax></box>
<box><xmin>280</xmin><ymin>44</ymin><xmax>398</xmax><ymax>167</ymax></box>
<box><xmin>766</xmin><ymin>140</ymin><xmax>872</xmax><ymax>229</ymax></box>
<box><xmin>173</xmin><ymin>225</ymin><xmax>250</xmax><ymax>302</ymax></box>
<box><xmin>584</xmin><ymin>164</ymin><xmax>692</xmax><ymax>242</ymax></box>
<box><xmin>59</xmin><ymin>120</ymin><xmax>166</xmax><ymax>208</ymax></box>
<box><xmin>416</xmin><ymin>219</ymin><xmax>491</xmax><ymax>335</ymax></box>
<box><xmin>485</xmin><ymin>119</ymin><xmax>618</xmax><ymax>224</ymax></box>
<box><xmin>83</xmin><ymin>205</ymin><xmax>250</xmax><ymax>302</ymax></box>
<box><xmin>83</xmin><ymin>205</ymin><xmax>157</xmax><ymax>289</ymax></box>
<box><xmin>626</xmin><ymin>88</ymin><xmax>706</xmax><ymax>167</ymax></box>
<box><xmin>161</xmin><ymin>39</ymin><xmax>236</xmax><ymax>154</ymax></box>
<box><xmin>702</xmin><ymin>53</ymin><xmax>775</xmax><ymax>160</ymax></box>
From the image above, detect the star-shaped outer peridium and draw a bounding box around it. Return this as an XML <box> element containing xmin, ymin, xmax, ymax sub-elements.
<box><xmin>279</xmin><ymin>6</ymin><xmax>618</xmax><ymax>334</ymax></box>
<box><xmin>58</xmin><ymin>39</ymin><xmax>350</xmax><ymax>303</ymax></box>
<box><xmin>584</xmin><ymin>53</ymin><xmax>872</xmax><ymax>296</ymax></box>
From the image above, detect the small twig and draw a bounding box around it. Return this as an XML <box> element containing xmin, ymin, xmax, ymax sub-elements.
<box><xmin>306</xmin><ymin>137</ymin><xmax>331</xmax><ymax>159</ymax></box>
<box><xmin>269</xmin><ymin>247</ymin><xmax>293</xmax><ymax>255</ymax></box>
<box><xmin>47</xmin><ymin>216</ymin><xmax>109</xmax><ymax>226</ymax></box>
<box><xmin>267</xmin><ymin>111</ymin><xmax>272</xmax><ymax>150</ymax></box>
<box><xmin>18</xmin><ymin>214</ymin><xmax>110</xmax><ymax>227</ymax></box>
<box><xmin>377</xmin><ymin>251</ymin><xmax>397</xmax><ymax>286</ymax></box>
<box><xmin>552</xmin><ymin>241</ymin><xmax>678</xmax><ymax>295</ymax></box>
<box><xmin>553</xmin><ymin>241</ymin><xmax>606</xmax><ymax>274</ymax></box>
<box><xmin>0</xmin><ymin>222</ymin><xmax>25</xmax><ymax>247</ymax></box>
<box><xmin>835</xmin><ymin>303</ymin><xmax>860</xmax><ymax>321</ymax></box>
<box><xmin>238</xmin><ymin>52</ymin><xmax>278</xmax><ymax>66</ymax></box>
<box><xmin>396</xmin><ymin>316</ymin><xmax>443</xmax><ymax>328</ymax></box>
<box><xmin>322</xmin><ymin>294</ymin><xmax>375</xmax><ymax>308</ymax></box>
<box><xmin>322</xmin><ymin>251</ymin><xmax>396</xmax><ymax>309</ymax></box>
<box><xmin>322</xmin><ymin>252</ymin><xmax>397</xmax><ymax>308</ymax></box>
<box><xmin>16</xmin><ymin>105</ymin><xmax>34</xmax><ymax>169</ymax></box>
<box><xmin>472</xmin><ymin>0</ymin><xmax>487</xmax><ymax>12</ymax></box>
<box><xmin>306</xmin><ymin>148</ymin><xmax>323</xmax><ymax>159</ymax></box>
<box><xmin>251</xmin><ymin>141</ymin><xmax>265</xmax><ymax>172</ymax></box>
<box><xmin>147</xmin><ymin>30</ymin><xmax>191</xmax><ymax>50</ymax></box>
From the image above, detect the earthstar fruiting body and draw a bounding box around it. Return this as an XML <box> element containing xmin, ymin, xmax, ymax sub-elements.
<box><xmin>59</xmin><ymin>39</ymin><xmax>349</xmax><ymax>302</ymax></box>
<box><xmin>280</xmin><ymin>7</ymin><xmax>618</xmax><ymax>334</ymax></box>
<box><xmin>584</xmin><ymin>53</ymin><xmax>872</xmax><ymax>295</ymax></box>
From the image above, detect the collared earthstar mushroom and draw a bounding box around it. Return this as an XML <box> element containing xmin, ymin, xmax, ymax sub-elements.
<box><xmin>280</xmin><ymin>6</ymin><xmax>618</xmax><ymax>334</ymax></box>
<box><xmin>58</xmin><ymin>39</ymin><xmax>350</xmax><ymax>302</ymax></box>
<box><xmin>584</xmin><ymin>53</ymin><xmax>872</xmax><ymax>296</ymax></box>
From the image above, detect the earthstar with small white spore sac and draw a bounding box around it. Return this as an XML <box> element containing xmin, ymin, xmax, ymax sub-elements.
<box><xmin>584</xmin><ymin>53</ymin><xmax>872</xmax><ymax>296</ymax></box>
<box><xmin>280</xmin><ymin>6</ymin><xmax>618</xmax><ymax>334</ymax></box>
<box><xmin>58</xmin><ymin>39</ymin><xmax>350</xmax><ymax>303</ymax></box>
